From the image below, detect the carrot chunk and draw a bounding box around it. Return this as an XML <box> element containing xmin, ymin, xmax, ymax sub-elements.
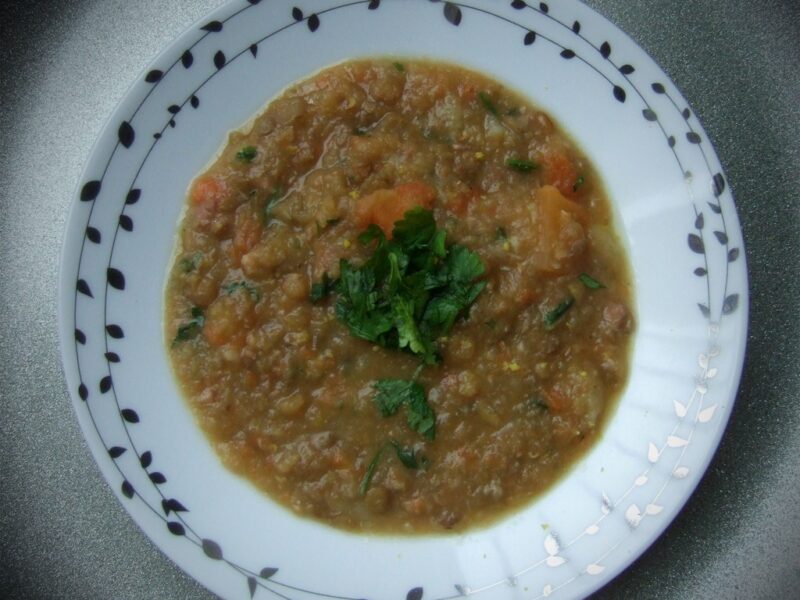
<box><xmin>355</xmin><ymin>181</ymin><xmax>436</xmax><ymax>236</ymax></box>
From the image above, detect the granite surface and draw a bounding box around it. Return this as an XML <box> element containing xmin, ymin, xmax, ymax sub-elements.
<box><xmin>1</xmin><ymin>0</ymin><xmax>798</xmax><ymax>598</ymax></box>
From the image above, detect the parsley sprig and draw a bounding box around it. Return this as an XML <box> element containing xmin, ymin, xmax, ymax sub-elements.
<box><xmin>332</xmin><ymin>207</ymin><xmax>486</xmax><ymax>365</ymax></box>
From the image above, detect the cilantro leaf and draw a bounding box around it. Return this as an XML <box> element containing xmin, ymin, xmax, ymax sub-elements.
<box><xmin>310</xmin><ymin>273</ymin><xmax>336</xmax><ymax>302</ymax></box>
<box><xmin>373</xmin><ymin>379</ymin><xmax>435</xmax><ymax>440</ymax></box>
<box><xmin>172</xmin><ymin>307</ymin><xmax>204</xmax><ymax>345</ymax></box>
<box><xmin>359</xmin><ymin>447</ymin><xmax>385</xmax><ymax>495</ymax></box>
<box><xmin>544</xmin><ymin>297</ymin><xmax>574</xmax><ymax>329</ymax></box>
<box><xmin>236</xmin><ymin>146</ymin><xmax>257</xmax><ymax>162</ymax></box>
<box><xmin>222</xmin><ymin>280</ymin><xmax>260</xmax><ymax>301</ymax></box>
<box><xmin>579</xmin><ymin>273</ymin><xmax>605</xmax><ymax>289</ymax></box>
<box><xmin>506</xmin><ymin>158</ymin><xmax>538</xmax><ymax>172</ymax></box>
<box><xmin>391</xmin><ymin>441</ymin><xmax>422</xmax><ymax>469</ymax></box>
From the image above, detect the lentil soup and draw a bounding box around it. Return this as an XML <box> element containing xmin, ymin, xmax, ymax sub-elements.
<box><xmin>165</xmin><ymin>59</ymin><xmax>634</xmax><ymax>533</ymax></box>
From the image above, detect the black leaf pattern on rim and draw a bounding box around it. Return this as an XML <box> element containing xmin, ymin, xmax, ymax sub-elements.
<box><xmin>688</xmin><ymin>234</ymin><xmax>705</xmax><ymax>254</ymax></box>
<box><xmin>154</xmin><ymin>133</ymin><xmax>162</xmax><ymax>139</ymax></box>
<box><xmin>511</xmin><ymin>0</ymin><xmax>526</xmax><ymax>8</ymax></box>
<box><xmin>249</xmin><ymin>44</ymin><xmax>258</xmax><ymax>58</ymax></box>
<box><xmin>106</xmin><ymin>324</ymin><xmax>124</xmax><ymax>339</ymax></box>
<box><xmin>695</xmin><ymin>213</ymin><xmax>704</xmax><ymax>230</ymax></box>
<box><xmin>694</xmin><ymin>267</ymin><xmax>707</xmax><ymax>276</ymax></box>
<box><xmin>248</xmin><ymin>577</ymin><xmax>257</xmax><ymax>599</ymax></box>
<box><xmin>190</xmin><ymin>95</ymin><xmax>200</xmax><ymax>109</ymax></box>
<box><xmin>713</xmin><ymin>173</ymin><xmax>726</xmax><ymax>196</ymax></box>
<box><xmin>168</xmin><ymin>105</ymin><xmax>181</xmax><ymax>115</ymax></box>
<box><xmin>713</xmin><ymin>230</ymin><xmax>728</xmax><ymax>244</ymax></box>
<box><xmin>292</xmin><ymin>7</ymin><xmax>303</xmax><ymax>20</ymax></box>
<box><xmin>722</xmin><ymin>294</ymin><xmax>739</xmax><ymax>314</ymax></box>
<box><xmin>560</xmin><ymin>49</ymin><xmax>576</xmax><ymax>59</ymax></box>
<box><xmin>682</xmin><ymin>107</ymin><xmax>691</xmax><ymax>119</ymax></box>
<box><xmin>119</xmin><ymin>215</ymin><xmax>134</xmax><ymax>232</ymax></box>
<box><xmin>259</xmin><ymin>568</ymin><xmax>278</xmax><ymax>579</ymax></box>
<box><xmin>181</xmin><ymin>50</ymin><xmax>194</xmax><ymax>68</ymax></box>
<box><xmin>214</xmin><ymin>51</ymin><xmax>226</xmax><ymax>70</ymax></box>
<box><xmin>443</xmin><ymin>3</ymin><xmax>462</xmax><ymax>26</ymax></box>
<box><xmin>202</xmin><ymin>539</ymin><xmax>224</xmax><ymax>560</ymax></box>
<box><xmin>78</xmin><ymin>383</ymin><xmax>88</xmax><ymax>401</ymax></box>
<box><xmin>668</xmin><ymin>135</ymin><xmax>676</xmax><ymax>148</ymax></box>
<box><xmin>75</xmin><ymin>329</ymin><xmax>87</xmax><ymax>345</ymax></box>
<box><xmin>99</xmin><ymin>375</ymin><xmax>112</xmax><ymax>393</ymax></box>
<box><xmin>368</xmin><ymin>0</ymin><xmax>381</xmax><ymax>9</ymax></box>
<box><xmin>118</xmin><ymin>121</ymin><xmax>135</xmax><ymax>148</ymax></box>
<box><xmin>524</xmin><ymin>30</ymin><xmax>536</xmax><ymax>45</ymax></box>
<box><xmin>149</xmin><ymin>472</ymin><xmax>167</xmax><ymax>484</ymax></box>
<box><xmin>108</xmin><ymin>446</ymin><xmax>126</xmax><ymax>459</ymax></box>
<box><xmin>707</xmin><ymin>201</ymin><xmax>722</xmax><ymax>214</ymax></box>
<box><xmin>686</xmin><ymin>131</ymin><xmax>702</xmax><ymax>144</ymax></box>
<box><xmin>642</xmin><ymin>108</ymin><xmax>657</xmax><ymax>121</ymax></box>
<box><xmin>81</xmin><ymin>180</ymin><xmax>101</xmax><ymax>201</ymax></box>
<box><xmin>600</xmin><ymin>41</ymin><xmax>611</xmax><ymax>58</ymax></box>
<box><xmin>572</xmin><ymin>20</ymin><xmax>581</xmax><ymax>34</ymax></box>
<box><xmin>86</xmin><ymin>226</ymin><xmax>101</xmax><ymax>243</ymax></box>
<box><xmin>126</xmin><ymin>189</ymin><xmax>141</xmax><ymax>205</ymax></box>
<box><xmin>651</xmin><ymin>82</ymin><xmax>665</xmax><ymax>94</ymax></box>
<box><xmin>613</xmin><ymin>86</ymin><xmax>626</xmax><ymax>102</ymax></box>
<box><xmin>145</xmin><ymin>70</ymin><xmax>163</xmax><ymax>83</ymax></box>
<box><xmin>107</xmin><ymin>268</ymin><xmax>125</xmax><ymax>290</ymax></box>
<box><xmin>307</xmin><ymin>13</ymin><xmax>320</xmax><ymax>32</ymax></box>
<box><xmin>619</xmin><ymin>64</ymin><xmax>635</xmax><ymax>75</ymax></box>
<box><xmin>162</xmin><ymin>498</ymin><xmax>188</xmax><ymax>515</ymax></box>
<box><xmin>77</xmin><ymin>279</ymin><xmax>93</xmax><ymax>298</ymax></box>
<box><xmin>121</xmin><ymin>480</ymin><xmax>134</xmax><ymax>499</ymax></box>
<box><xmin>201</xmin><ymin>20</ymin><xmax>223</xmax><ymax>32</ymax></box>
<box><xmin>167</xmin><ymin>521</ymin><xmax>186</xmax><ymax>536</ymax></box>
<box><xmin>407</xmin><ymin>588</ymin><xmax>424</xmax><ymax>600</ymax></box>
<box><xmin>698</xmin><ymin>303</ymin><xmax>710</xmax><ymax>318</ymax></box>
<box><xmin>539</xmin><ymin>2</ymin><xmax>549</xmax><ymax>13</ymax></box>
<box><xmin>104</xmin><ymin>352</ymin><xmax>120</xmax><ymax>363</ymax></box>
<box><xmin>121</xmin><ymin>408</ymin><xmax>139</xmax><ymax>423</ymax></box>
<box><xmin>728</xmin><ymin>248</ymin><xmax>740</xmax><ymax>262</ymax></box>
<box><xmin>140</xmin><ymin>451</ymin><xmax>152</xmax><ymax>468</ymax></box>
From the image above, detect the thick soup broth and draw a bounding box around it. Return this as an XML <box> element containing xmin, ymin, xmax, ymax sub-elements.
<box><xmin>166</xmin><ymin>59</ymin><xmax>634</xmax><ymax>532</ymax></box>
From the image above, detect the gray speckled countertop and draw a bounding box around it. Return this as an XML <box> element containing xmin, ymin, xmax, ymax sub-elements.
<box><xmin>1</xmin><ymin>1</ymin><xmax>798</xmax><ymax>598</ymax></box>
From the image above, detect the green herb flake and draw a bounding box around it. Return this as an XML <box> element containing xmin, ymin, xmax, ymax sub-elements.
<box><xmin>172</xmin><ymin>307</ymin><xmax>204</xmax><ymax>345</ymax></box>
<box><xmin>544</xmin><ymin>297</ymin><xmax>575</xmax><ymax>329</ymax></box>
<box><xmin>374</xmin><ymin>379</ymin><xmax>436</xmax><ymax>440</ymax></box>
<box><xmin>236</xmin><ymin>146</ymin><xmax>257</xmax><ymax>162</ymax></box>
<box><xmin>393</xmin><ymin>62</ymin><xmax>405</xmax><ymax>73</ymax></box>
<box><xmin>222</xmin><ymin>280</ymin><xmax>260</xmax><ymax>301</ymax></box>
<box><xmin>310</xmin><ymin>272</ymin><xmax>336</xmax><ymax>303</ymax></box>
<box><xmin>359</xmin><ymin>447</ymin><xmax>385</xmax><ymax>495</ymax></box>
<box><xmin>573</xmin><ymin>174</ymin><xmax>586</xmax><ymax>192</ymax></box>
<box><xmin>506</xmin><ymin>158</ymin><xmax>538</xmax><ymax>173</ymax></box>
<box><xmin>578</xmin><ymin>273</ymin><xmax>605</xmax><ymax>289</ymax></box>
<box><xmin>179</xmin><ymin>253</ymin><xmax>201</xmax><ymax>273</ymax></box>
<box><xmin>353</xmin><ymin>127</ymin><xmax>369</xmax><ymax>136</ymax></box>
<box><xmin>495</xmin><ymin>227</ymin><xmax>508</xmax><ymax>242</ymax></box>
<box><xmin>479</xmin><ymin>91</ymin><xmax>500</xmax><ymax>117</ymax></box>
<box><xmin>263</xmin><ymin>188</ymin><xmax>284</xmax><ymax>218</ymax></box>
<box><xmin>391</xmin><ymin>442</ymin><xmax>421</xmax><ymax>469</ymax></box>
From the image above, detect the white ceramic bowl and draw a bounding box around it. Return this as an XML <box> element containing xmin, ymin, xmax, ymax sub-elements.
<box><xmin>59</xmin><ymin>1</ymin><xmax>748</xmax><ymax>598</ymax></box>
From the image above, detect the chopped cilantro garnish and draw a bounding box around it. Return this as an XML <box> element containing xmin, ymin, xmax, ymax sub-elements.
<box><xmin>263</xmin><ymin>188</ymin><xmax>284</xmax><ymax>218</ymax></box>
<box><xmin>393</xmin><ymin>62</ymin><xmax>405</xmax><ymax>73</ymax></box>
<box><xmin>544</xmin><ymin>298</ymin><xmax>574</xmax><ymax>329</ymax></box>
<box><xmin>310</xmin><ymin>272</ymin><xmax>336</xmax><ymax>303</ymax></box>
<box><xmin>359</xmin><ymin>447</ymin><xmax>385</xmax><ymax>495</ymax></box>
<box><xmin>495</xmin><ymin>227</ymin><xmax>508</xmax><ymax>241</ymax></box>
<box><xmin>329</xmin><ymin>207</ymin><xmax>486</xmax><ymax>365</ymax></box>
<box><xmin>236</xmin><ymin>146</ymin><xmax>257</xmax><ymax>162</ymax></box>
<box><xmin>353</xmin><ymin>127</ymin><xmax>369</xmax><ymax>136</ymax></box>
<box><xmin>179</xmin><ymin>253</ymin><xmax>201</xmax><ymax>273</ymax></box>
<box><xmin>173</xmin><ymin>306</ymin><xmax>204</xmax><ymax>345</ymax></box>
<box><xmin>578</xmin><ymin>273</ymin><xmax>605</xmax><ymax>289</ymax></box>
<box><xmin>506</xmin><ymin>158</ymin><xmax>538</xmax><ymax>172</ymax></box>
<box><xmin>374</xmin><ymin>379</ymin><xmax>436</xmax><ymax>440</ymax></box>
<box><xmin>479</xmin><ymin>91</ymin><xmax>500</xmax><ymax>117</ymax></box>
<box><xmin>391</xmin><ymin>441</ymin><xmax>426</xmax><ymax>469</ymax></box>
<box><xmin>223</xmin><ymin>280</ymin><xmax>260</xmax><ymax>301</ymax></box>
<box><xmin>573</xmin><ymin>174</ymin><xmax>586</xmax><ymax>192</ymax></box>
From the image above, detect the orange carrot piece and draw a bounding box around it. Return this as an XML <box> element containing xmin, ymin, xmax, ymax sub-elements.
<box><xmin>355</xmin><ymin>181</ymin><xmax>437</xmax><ymax>236</ymax></box>
<box><xmin>542</xmin><ymin>151</ymin><xmax>579</xmax><ymax>199</ymax></box>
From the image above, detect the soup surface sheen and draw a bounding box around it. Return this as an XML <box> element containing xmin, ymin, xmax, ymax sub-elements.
<box><xmin>166</xmin><ymin>59</ymin><xmax>634</xmax><ymax>533</ymax></box>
